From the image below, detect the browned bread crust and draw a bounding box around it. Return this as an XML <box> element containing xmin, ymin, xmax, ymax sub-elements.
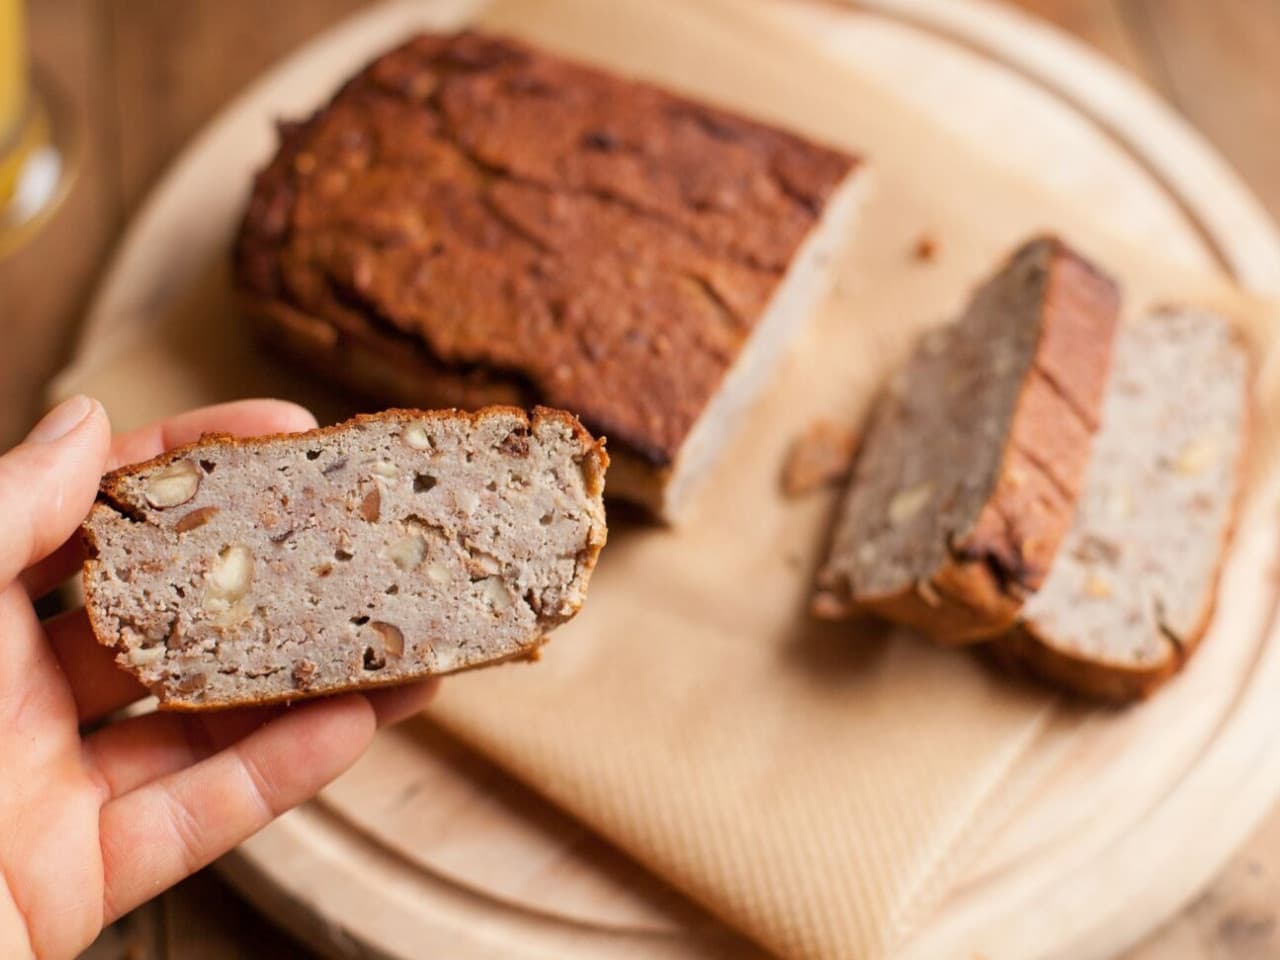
<box><xmin>235</xmin><ymin>30</ymin><xmax>859</xmax><ymax>495</ymax></box>
<box><xmin>991</xmin><ymin>625</ymin><xmax>1181</xmax><ymax>702</ymax></box>
<box><xmin>992</xmin><ymin>558</ymin><xmax>1223</xmax><ymax>703</ymax></box>
<box><xmin>814</xmin><ymin>236</ymin><xmax>1121</xmax><ymax>643</ymax></box>
<box><xmin>82</xmin><ymin>406</ymin><xmax>608</xmax><ymax>709</ymax></box>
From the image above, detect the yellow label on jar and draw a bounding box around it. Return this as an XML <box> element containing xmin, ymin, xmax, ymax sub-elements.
<box><xmin>0</xmin><ymin>0</ymin><xmax>31</xmax><ymax>207</ymax></box>
<box><xmin>0</xmin><ymin>0</ymin><xmax>26</xmax><ymax>143</ymax></box>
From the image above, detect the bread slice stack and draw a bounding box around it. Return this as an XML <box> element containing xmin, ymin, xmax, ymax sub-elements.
<box><xmin>815</xmin><ymin>237</ymin><xmax>1252</xmax><ymax>701</ymax></box>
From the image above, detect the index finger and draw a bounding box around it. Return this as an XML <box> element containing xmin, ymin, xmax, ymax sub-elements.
<box><xmin>23</xmin><ymin>399</ymin><xmax>319</xmax><ymax>600</ymax></box>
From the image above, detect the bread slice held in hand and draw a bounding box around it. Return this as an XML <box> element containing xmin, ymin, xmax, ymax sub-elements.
<box><xmin>813</xmin><ymin>235</ymin><xmax>1120</xmax><ymax>643</ymax></box>
<box><xmin>82</xmin><ymin>407</ymin><xmax>608</xmax><ymax>709</ymax></box>
<box><xmin>997</xmin><ymin>308</ymin><xmax>1251</xmax><ymax>701</ymax></box>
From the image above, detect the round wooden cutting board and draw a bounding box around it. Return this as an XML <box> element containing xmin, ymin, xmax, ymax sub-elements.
<box><xmin>61</xmin><ymin>0</ymin><xmax>1280</xmax><ymax>958</ymax></box>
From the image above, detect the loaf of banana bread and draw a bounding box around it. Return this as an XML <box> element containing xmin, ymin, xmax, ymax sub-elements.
<box><xmin>234</xmin><ymin>31</ymin><xmax>863</xmax><ymax>522</ymax></box>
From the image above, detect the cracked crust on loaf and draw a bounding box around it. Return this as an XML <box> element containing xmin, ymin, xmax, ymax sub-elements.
<box><xmin>81</xmin><ymin>406</ymin><xmax>608</xmax><ymax>709</ymax></box>
<box><xmin>234</xmin><ymin>30</ymin><xmax>862</xmax><ymax>521</ymax></box>
<box><xmin>813</xmin><ymin>235</ymin><xmax>1121</xmax><ymax>643</ymax></box>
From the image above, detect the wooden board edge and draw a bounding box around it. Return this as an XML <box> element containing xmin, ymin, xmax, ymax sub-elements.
<box><xmin>856</xmin><ymin>0</ymin><xmax>1280</xmax><ymax>294</ymax></box>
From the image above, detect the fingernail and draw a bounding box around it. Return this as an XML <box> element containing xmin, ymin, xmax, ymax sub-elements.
<box><xmin>27</xmin><ymin>395</ymin><xmax>96</xmax><ymax>444</ymax></box>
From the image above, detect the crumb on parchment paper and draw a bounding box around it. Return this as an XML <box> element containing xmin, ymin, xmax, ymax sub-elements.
<box><xmin>913</xmin><ymin>233</ymin><xmax>938</xmax><ymax>262</ymax></box>
<box><xmin>781</xmin><ymin>420</ymin><xmax>858</xmax><ymax>498</ymax></box>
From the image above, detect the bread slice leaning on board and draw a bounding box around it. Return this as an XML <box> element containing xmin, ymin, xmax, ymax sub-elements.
<box><xmin>996</xmin><ymin>308</ymin><xmax>1251</xmax><ymax>701</ymax></box>
<box><xmin>81</xmin><ymin>407</ymin><xmax>608</xmax><ymax>710</ymax></box>
<box><xmin>813</xmin><ymin>235</ymin><xmax>1121</xmax><ymax>643</ymax></box>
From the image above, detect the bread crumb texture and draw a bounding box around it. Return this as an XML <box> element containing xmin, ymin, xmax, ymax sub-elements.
<box><xmin>82</xmin><ymin>407</ymin><xmax>608</xmax><ymax>708</ymax></box>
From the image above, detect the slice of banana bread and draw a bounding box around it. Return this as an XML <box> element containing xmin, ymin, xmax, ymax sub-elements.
<box><xmin>234</xmin><ymin>30</ymin><xmax>863</xmax><ymax>522</ymax></box>
<box><xmin>813</xmin><ymin>236</ymin><xmax>1120</xmax><ymax>643</ymax></box>
<box><xmin>997</xmin><ymin>308</ymin><xmax>1251</xmax><ymax>701</ymax></box>
<box><xmin>82</xmin><ymin>407</ymin><xmax>608</xmax><ymax>709</ymax></box>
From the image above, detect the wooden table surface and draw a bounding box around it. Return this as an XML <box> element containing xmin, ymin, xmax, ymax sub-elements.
<box><xmin>2</xmin><ymin>1</ymin><xmax>1277</xmax><ymax>957</ymax></box>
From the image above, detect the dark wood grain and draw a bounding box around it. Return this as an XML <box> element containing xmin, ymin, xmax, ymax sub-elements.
<box><xmin>0</xmin><ymin>1</ymin><xmax>1273</xmax><ymax>957</ymax></box>
<box><xmin>105</xmin><ymin>0</ymin><xmax>369</xmax><ymax>215</ymax></box>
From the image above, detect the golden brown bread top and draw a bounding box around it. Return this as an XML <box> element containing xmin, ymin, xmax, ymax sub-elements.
<box><xmin>235</xmin><ymin>31</ymin><xmax>859</xmax><ymax>466</ymax></box>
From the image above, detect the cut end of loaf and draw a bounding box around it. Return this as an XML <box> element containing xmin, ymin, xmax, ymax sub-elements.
<box><xmin>82</xmin><ymin>406</ymin><xmax>608</xmax><ymax>709</ymax></box>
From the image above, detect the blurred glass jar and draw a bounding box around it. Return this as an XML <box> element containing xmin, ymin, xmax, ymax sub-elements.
<box><xmin>0</xmin><ymin>0</ymin><xmax>77</xmax><ymax>258</ymax></box>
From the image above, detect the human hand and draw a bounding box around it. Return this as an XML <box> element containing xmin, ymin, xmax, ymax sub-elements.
<box><xmin>0</xmin><ymin>396</ymin><xmax>436</xmax><ymax>959</ymax></box>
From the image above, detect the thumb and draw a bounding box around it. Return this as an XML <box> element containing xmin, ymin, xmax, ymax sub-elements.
<box><xmin>0</xmin><ymin>395</ymin><xmax>112</xmax><ymax>590</ymax></box>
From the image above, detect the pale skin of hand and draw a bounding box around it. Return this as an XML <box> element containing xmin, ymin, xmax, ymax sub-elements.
<box><xmin>0</xmin><ymin>396</ymin><xmax>436</xmax><ymax>959</ymax></box>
